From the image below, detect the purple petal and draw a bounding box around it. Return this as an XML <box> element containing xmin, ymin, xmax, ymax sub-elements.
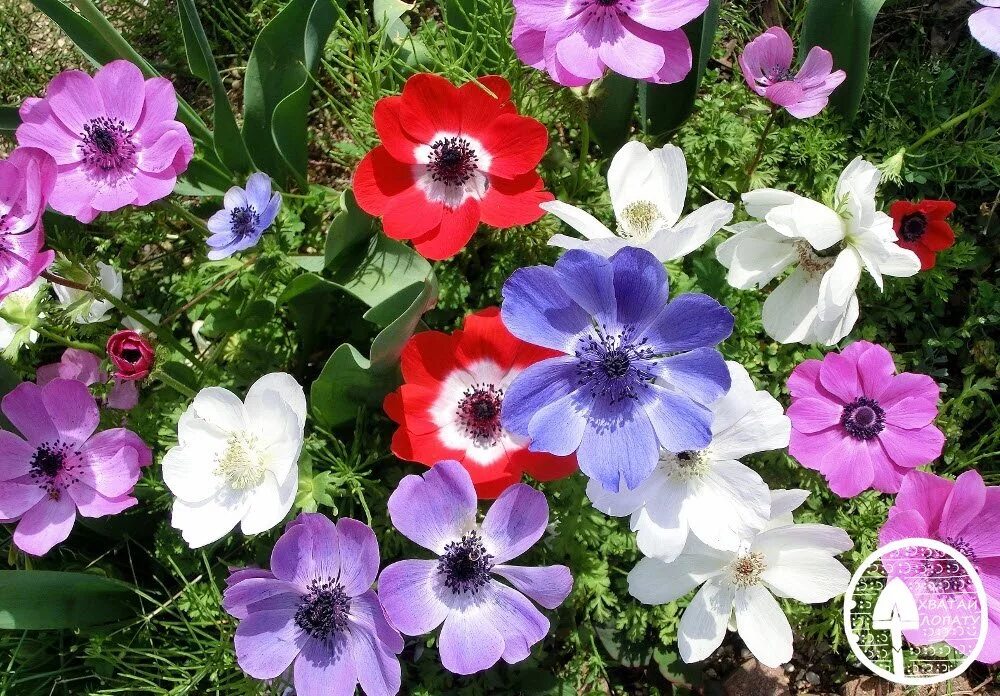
<box><xmin>501</xmin><ymin>356</ymin><xmax>583</xmax><ymax>444</ymax></box>
<box><xmin>481</xmin><ymin>483</ymin><xmax>549</xmax><ymax>564</ymax></box>
<box><xmin>438</xmin><ymin>588</ymin><xmax>505</xmax><ymax>675</ymax></box>
<box><xmin>598</xmin><ymin>17</ymin><xmax>667</xmax><ymax>81</ymax></box>
<box><xmin>234</xmin><ymin>608</ymin><xmax>306</xmax><ymax>679</ymax></box>
<box><xmin>818</xmin><ymin>351</ymin><xmax>863</xmax><ymax>403</ymax></box>
<box><xmin>610</xmin><ymin>246</ymin><xmax>669</xmax><ymax>332</ymax></box>
<box><xmin>787</xmin><ymin>397</ymin><xmax>842</xmax><ymax>434</ymax></box>
<box><xmin>293</xmin><ymin>635</ymin><xmax>357</xmax><ymax>696</ymax></box>
<box><xmin>13</xmin><ymin>495</ymin><xmax>76</xmax><ymax>556</ymax></box>
<box><xmin>494</xmin><ymin>564</ymin><xmax>573</xmax><ymax>609</ymax></box>
<box><xmin>0</xmin><ymin>475</ymin><xmax>46</xmax><ymax>519</ymax></box>
<box><xmin>376</xmin><ymin>559</ymin><xmax>450</xmax><ymax>636</ymax></box>
<box><xmin>525</xmin><ymin>386</ymin><xmax>593</xmax><ymax>456</ymax></box>
<box><xmin>940</xmin><ymin>470</ymin><xmax>986</xmax><ymax>539</ymax></box>
<box><xmin>271</xmin><ymin>514</ymin><xmax>341</xmax><ymax>586</ymax></box>
<box><xmin>41</xmin><ymin>379</ymin><xmax>100</xmax><ymax>444</ymax></box>
<box><xmin>628</xmin><ymin>0</ymin><xmax>709</xmax><ymax>31</ymax></box>
<box><xmin>226</xmin><ymin>567</ymin><xmax>274</xmax><ymax>588</ymax></box>
<box><xmin>95</xmin><ymin>60</ymin><xmax>145</xmax><ymax>130</ymax></box>
<box><xmin>652</xmin><ymin>347</ymin><xmax>730</xmax><ymax>404</ymax></box>
<box><xmin>878</xmin><ymin>508</ymin><xmax>928</xmax><ymax>546</ymax></box>
<box><xmin>883</xmin><ymin>397</ymin><xmax>937</xmax><ymax>429</ymax></box>
<box><xmin>77</xmin><ymin>441</ymin><xmax>145</xmax><ymax>498</ymax></box>
<box><xmin>553</xmin><ymin>249</ymin><xmax>617</xmax><ymax>326</ymax></box>
<box><xmin>223</xmin><ymin>577</ymin><xmax>302</xmax><ymax>620</ymax></box>
<box><xmin>386</xmin><ymin>460</ymin><xmax>477</xmax><ymax>553</ymax></box>
<box><xmin>66</xmin><ymin>484</ymin><xmax>137</xmax><ymax>517</ymax></box>
<box><xmin>335</xmin><ymin>518</ymin><xmax>380</xmax><ymax>596</ymax></box>
<box><xmin>485</xmin><ymin>581</ymin><xmax>551</xmax><ymax>665</ymax></box>
<box><xmin>349</xmin><ymin>590</ymin><xmax>404</xmax><ymax>653</ymax></box>
<box><xmin>1</xmin><ymin>382</ymin><xmax>59</xmax><ymax>444</ymax></box>
<box><xmin>349</xmin><ymin>591</ymin><xmax>403</xmax><ymax>696</ymax></box>
<box><xmin>106</xmin><ymin>379</ymin><xmax>139</xmax><ymax>411</ymax></box>
<box><xmin>44</xmin><ymin>69</ymin><xmax>100</xmax><ymax>133</ymax></box>
<box><xmin>578</xmin><ymin>399</ymin><xmax>658</xmax><ymax>492</ymax></box>
<box><xmin>642</xmin><ymin>383</ymin><xmax>713</xmax><ymax>453</ymax></box>
<box><xmin>0</xmin><ymin>431</ymin><xmax>33</xmax><ymax>481</ymax></box>
<box><xmin>876</xmin><ymin>424</ymin><xmax>943</xmax><ymax>469</ymax></box>
<box><xmin>643</xmin><ymin>293</ymin><xmax>733</xmax><ymax>354</ymax></box>
<box><xmin>501</xmin><ymin>265</ymin><xmax>591</xmax><ymax>353</ymax></box>
<box><xmin>244</xmin><ymin>172</ymin><xmax>273</xmax><ymax>210</ymax></box>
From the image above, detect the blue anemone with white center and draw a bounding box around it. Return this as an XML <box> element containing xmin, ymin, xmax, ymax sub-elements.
<box><xmin>499</xmin><ymin>247</ymin><xmax>735</xmax><ymax>492</ymax></box>
<box><xmin>206</xmin><ymin>172</ymin><xmax>281</xmax><ymax>260</ymax></box>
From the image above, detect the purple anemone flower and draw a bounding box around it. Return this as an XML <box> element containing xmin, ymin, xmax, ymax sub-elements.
<box><xmin>0</xmin><ymin>379</ymin><xmax>151</xmax><ymax>556</ymax></box>
<box><xmin>36</xmin><ymin>348</ymin><xmax>138</xmax><ymax>411</ymax></box>
<box><xmin>206</xmin><ymin>173</ymin><xmax>281</xmax><ymax>260</ymax></box>
<box><xmin>970</xmin><ymin>1</ymin><xmax>1000</xmax><ymax>55</ymax></box>
<box><xmin>512</xmin><ymin>0</ymin><xmax>709</xmax><ymax>87</ymax></box>
<box><xmin>377</xmin><ymin>460</ymin><xmax>573</xmax><ymax>676</ymax></box>
<box><xmin>223</xmin><ymin>513</ymin><xmax>403</xmax><ymax>696</ymax></box>
<box><xmin>499</xmin><ymin>247</ymin><xmax>734</xmax><ymax>492</ymax></box>
<box><xmin>738</xmin><ymin>27</ymin><xmax>846</xmax><ymax>119</ymax></box>
<box><xmin>15</xmin><ymin>60</ymin><xmax>193</xmax><ymax>223</ymax></box>
<box><xmin>0</xmin><ymin>147</ymin><xmax>56</xmax><ymax>301</ymax></box>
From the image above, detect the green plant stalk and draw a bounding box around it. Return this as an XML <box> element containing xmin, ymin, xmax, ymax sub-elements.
<box><xmin>746</xmin><ymin>106</ymin><xmax>779</xmax><ymax>185</ymax></box>
<box><xmin>574</xmin><ymin>121</ymin><xmax>591</xmax><ymax>194</ymax></box>
<box><xmin>909</xmin><ymin>81</ymin><xmax>1000</xmax><ymax>151</ymax></box>
<box><xmin>153</xmin><ymin>369</ymin><xmax>197</xmax><ymax>399</ymax></box>
<box><xmin>68</xmin><ymin>0</ymin><xmax>214</xmax><ymax>145</ymax></box>
<box><xmin>0</xmin><ymin>310</ymin><xmax>102</xmax><ymax>353</ymax></box>
<box><xmin>158</xmin><ymin>199</ymin><xmax>211</xmax><ymax>237</ymax></box>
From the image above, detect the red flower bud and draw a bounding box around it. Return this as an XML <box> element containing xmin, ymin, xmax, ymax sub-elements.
<box><xmin>106</xmin><ymin>330</ymin><xmax>155</xmax><ymax>381</ymax></box>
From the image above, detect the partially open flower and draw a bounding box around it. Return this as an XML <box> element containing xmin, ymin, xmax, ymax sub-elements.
<box><xmin>107</xmin><ymin>330</ymin><xmax>155</xmax><ymax>381</ymax></box>
<box><xmin>889</xmin><ymin>199</ymin><xmax>956</xmax><ymax>271</ymax></box>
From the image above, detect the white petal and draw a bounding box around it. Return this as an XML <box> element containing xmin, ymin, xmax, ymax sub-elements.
<box><xmin>586</xmin><ymin>469</ymin><xmax>663</xmax><ymax>517</ymax></box>
<box><xmin>647</xmin><ymin>143</ymin><xmax>687</xmax><ymax>228</ymax></box>
<box><xmin>686</xmin><ymin>460</ymin><xmax>771</xmax><ymax>550</ymax></box>
<box><xmin>240</xmin><ymin>466</ymin><xmax>298</xmax><ymax>535</ymax></box>
<box><xmin>752</xmin><ymin>523</ymin><xmax>854</xmax><ymax>557</ymax></box>
<box><xmin>161</xmin><ymin>444</ymin><xmax>225</xmax><ymax>503</ymax></box>
<box><xmin>817</xmin><ymin>250</ymin><xmax>861</xmax><ymax>320</ymax></box>
<box><xmin>809</xmin><ymin>293</ymin><xmax>858</xmax><ymax>346</ymax></box>
<box><xmin>742</xmin><ymin>189</ymin><xmax>800</xmax><ymax>219</ymax></box>
<box><xmin>835</xmin><ymin>157</ymin><xmax>880</xmax><ymax>208</ymax></box>
<box><xmin>734</xmin><ymin>585</ymin><xmax>793</xmax><ymax>668</ymax></box>
<box><xmin>851</xmin><ymin>230</ymin><xmax>920</xmax><ymax>289</ymax></box>
<box><xmin>764</xmin><ymin>198</ymin><xmax>845</xmax><ymax>250</ymax></box>
<box><xmin>647</xmin><ymin>200</ymin><xmax>733</xmax><ymax>262</ymax></box>
<box><xmin>627</xmin><ymin>553</ymin><xmax>725</xmax><ymax>605</ymax></box>
<box><xmin>716</xmin><ymin>223</ymin><xmax>797</xmax><ymax>290</ymax></box>
<box><xmin>710</xmin><ymin>364</ymin><xmax>790</xmax><ymax>459</ymax></box>
<box><xmin>97</xmin><ymin>262</ymin><xmax>124</xmax><ymax>298</ymax></box>
<box><xmin>245</xmin><ymin>373</ymin><xmax>307</xmax><ymax>429</ymax></box>
<box><xmin>171</xmin><ymin>488</ymin><xmax>250</xmax><ymax>548</ymax></box>
<box><xmin>708</xmin><ymin>361</ymin><xmax>759</xmax><ymax>435</ymax></box>
<box><xmin>679</xmin><ymin>577</ymin><xmax>735</xmax><ymax>663</ymax></box>
<box><xmin>191</xmin><ymin>387</ymin><xmax>247</xmax><ymax>433</ymax></box>
<box><xmin>766</xmin><ymin>489</ymin><xmax>810</xmax><ymax>528</ymax></box>
<box><xmin>540</xmin><ymin>200</ymin><xmax>616</xmax><ymax>239</ymax></box>
<box><xmin>761</xmin><ymin>266</ymin><xmax>821</xmax><ymax>344</ymax></box>
<box><xmin>761</xmin><ymin>549</ymin><xmax>851</xmax><ymax>603</ymax></box>
<box><xmin>607</xmin><ymin>141</ymin><xmax>657</xmax><ymax>220</ymax></box>
<box><xmin>633</xmin><ymin>507</ymin><xmax>689</xmax><ymax>562</ymax></box>
<box><xmin>548</xmin><ymin>233</ymin><xmax>627</xmax><ymax>258</ymax></box>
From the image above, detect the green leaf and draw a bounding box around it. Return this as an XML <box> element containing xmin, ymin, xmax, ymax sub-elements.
<box><xmin>586</xmin><ymin>73</ymin><xmax>637</xmax><ymax>156</ymax></box>
<box><xmin>639</xmin><ymin>0</ymin><xmax>721</xmax><ymax>139</ymax></box>
<box><xmin>325</xmin><ymin>191</ymin><xmax>379</xmax><ymax>267</ymax></box>
<box><xmin>28</xmin><ymin>0</ymin><xmax>120</xmax><ymax>67</ymax></box>
<box><xmin>0</xmin><ymin>570</ymin><xmax>141</xmax><ymax>630</ymax></box>
<box><xmin>243</xmin><ymin>0</ymin><xmax>336</xmax><ymax>187</ymax></box>
<box><xmin>174</xmin><ymin>156</ymin><xmax>232</xmax><ymax>197</ymax></box>
<box><xmin>0</xmin><ymin>106</ymin><xmax>19</xmax><ymax>133</ymax></box>
<box><xmin>374</xmin><ymin>0</ymin><xmax>414</xmax><ymax>42</ymax></box>
<box><xmin>800</xmin><ymin>0</ymin><xmax>886</xmax><ymax>122</ymax></box>
<box><xmin>176</xmin><ymin>0</ymin><xmax>252</xmax><ymax>173</ymax></box>
<box><xmin>0</xmin><ymin>359</ymin><xmax>19</xmax><ymax>431</ymax></box>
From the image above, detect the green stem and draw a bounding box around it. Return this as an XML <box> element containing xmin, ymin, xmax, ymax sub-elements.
<box><xmin>158</xmin><ymin>199</ymin><xmax>211</xmax><ymax>236</ymax></box>
<box><xmin>67</xmin><ymin>0</ymin><xmax>214</xmax><ymax>146</ymax></box>
<box><xmin>574</xmin><ymin>121</ymin><xmax>591</xmax><ymax>194</ymax></box>
<box><xmin>154</xmin><ymin>369</ymin><xmax>197</xmax><ymax>399</ymax></box>
<box><xmin>0</xmin><ymin>310</ymin><xmax>102</xmax><ymax>352</ymax></box>
<box><xmin>746</xmin><ymin>107</ymin><xmax>779</xmax><ymax>185</ymax></box>
<box><xmin>909</xmin><ymin>81</ymin><xmax>1000</xmax><ymax>151</ymax></box>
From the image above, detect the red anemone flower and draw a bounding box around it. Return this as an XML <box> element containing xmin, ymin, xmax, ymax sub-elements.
<box><xmin>353</xmin><ymin>73</ymin><xmax>553</xmax><ymax>261</ymax></box>
<box><xmin>890</xmin><ymin>199</ymin><xmax>957</xmax><ymax>271</ymax></box>
<box><xmin>383</xmin><ymin>307</ymin><xmax>576</xmax><ymax>498</ymax></box>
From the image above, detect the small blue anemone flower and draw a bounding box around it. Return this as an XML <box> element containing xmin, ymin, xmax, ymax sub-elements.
<box><xmin>206</xmin><ymin>172</ymin><xmax>281</xmax><ymax>260</ymax></box>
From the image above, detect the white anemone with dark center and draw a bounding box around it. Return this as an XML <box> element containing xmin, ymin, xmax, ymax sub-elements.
<box><xmin>413</xmin><ymin>133</ymin><xmax>492</xmax><ymax>208</ymax></box>
<box><xmin>430</xmin><ymin>358</ymin><xmax>529</xmax><ymax>467</ymax></box>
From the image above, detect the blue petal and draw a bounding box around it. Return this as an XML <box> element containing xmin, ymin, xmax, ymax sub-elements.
<box><xmin>553</xmin><ymin>249</ymin><xmax>617</xmax><ymax>327</ymax></box>
<box><xmin>244</xmin><ymin>172</ymin><xmax>273</xmax><ymax>210</ymax></box>
<box><xmin>577</xmin><ymin>399</ymin><xmax>659</xmax><ymax>492</ymax></box>
<box><xmin>526</xmin><ymin>388</ymin><xmax>592</xmax><ymax>456</ymax></box>
<box><xmin>501</xmin><ymin>266</ymin><xmax>591</xmax><ymax>353</ymax></box>
<box><xmin>609</xmin><ymin>247</ymin><xmax>669</xmax><ymax>331</ymax></box>
<box><xmin>651</xmin><ymin>347</ymin><xmax>731</xmax><ymax>404</ymax></box>
<box><xmin>501</xmin><ymin>356</ymin><xmax>580</xmax><ymax>438</ymax></box>
<box><xmin>257</xmin><ymin>193</ymin><xmax>282</xmax><ymax>230</ymax></box>
<box><xmin>642</xmin><ymin>383</ymin><xmax>714</xmax><ymax>453</ymax></box>
<box><xmin>644</xmin><ymin>293</ymin><xmax>734</xmax><ymax>354</ymax></box>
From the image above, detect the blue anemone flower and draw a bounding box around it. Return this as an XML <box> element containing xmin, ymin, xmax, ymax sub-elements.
<box><xmin>500</xmin><ymin>247</ymin><xmax>735</xmax><ymax>492</ymax></box>
<box><xmin>206</xmin><ymin>172</ymin><xmax>281</xmax><ymax>260</ymax></box>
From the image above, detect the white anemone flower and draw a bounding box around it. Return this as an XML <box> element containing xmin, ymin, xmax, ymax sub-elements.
<box><xmin>545</xmin><ymin>141</ymin><xmax>734</xmax><ymax>262</ymax></box>
<box><xmin>628</xmin><ymin>491</ymin><xmax>852</xmax><ymax>668</ymax></box>
<box><xmin>163</xmin><ymin>373</ymin><xmax>307</xmax><ymax>548</ymax></box>
<box><xmin>0</xmin><ymin>278</ymin><xmax>46</xmax><ymax>354</ymax></box>
<box><xmin>53</xmin><ymin>261</ymin><xmax>123</xmax><ymax>324</ymax></box>
<box><xmin>717</xmin><ymin>157</ymin><xmax>920</xmax><ymax>345</ymax></box>
<box><xmin>587</xmin><ymin>361</ymin><xmax>789</xmax><ymax>561</ymax></box>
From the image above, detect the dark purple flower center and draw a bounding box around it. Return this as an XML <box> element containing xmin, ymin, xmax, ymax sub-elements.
<box><xmin>121</xmin><ymin>348</ymin><xmax>143</xmax><ymax>363</ymax></box>
<box><xmin>81</xmin><ymin>117</ymin><xmax>135</xmax><ymax>173</ymax></box>
<box><xmin>294</xmin><ymin>578</ymin><xmax>351</xmax><ymax>641</ymax></box>
<box><xmin>840</xmin><ymin>397</ymin><xmax>885</xmax><ymax>440</ymax></box>
<box><xmin>29</xmin><ymin>441</ymin><xmax>81</xmax><ymax>500</ymax></box>
<box><xmin>576</xmin><ymin>324</ymin><xmax>657</xmax><ymax>404</ymax></box>
<box><xmin>439</xmin><ymin>530</ymin><xmax>494</xmax><ymax>594</ymax></box>
<box><xmin>764</xmin><ymin>66</ymin><xmax>795</xmax><ymax>83</ymax></box>
<box><xmin>230</xmin><ymin>206</ymin><xmax>260</xmax><ymax>240</ymax></box>
<box><xmin>428</xmin><ymin>137</ymin><xmax>479</xmax><ymax>187</ymax></box>
<box><xmin>943</xmin><ymin>536</ymin><xmax>977</xmax><ymax>565</ymax></box>
<box><xmin>899</xmin><ymin>212</ymin><xmax>928</xmax><ymax>242</ymax></box>
<box><xmin>456</xmin><ymin>384</ymin><xmax>503</xmax><ymax>446</ymax></box>
<box><xmin>595</xmin><ymin>0</ymin><xmax>619</xmax><ymax>6</ymax></box>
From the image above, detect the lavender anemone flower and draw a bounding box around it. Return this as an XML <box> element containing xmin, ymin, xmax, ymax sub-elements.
<box><xmin>0</xmin><ymin>147</ymin><xmax>56</xmax><ymax>301</ymax></box>
<box><xmin>499</xmin><ymin>247</ymin><xmax>734</xmax><ymax>492</ymax></box>
<box><xmin>15</xmin><ymin>60</ymin><xmax>193</xmax><ymax>223</ymax></box>
<box><xmin>378</xmin><ymin>460</ymin><xmax>573</xmax><ymax>675</ymax></box>
<box><xmin>512</xmin><ymin>0</ymin><xmax>709</xmax><ymax>87</ymax></box>
<box><xmin>970</xmin><ymin>1</ymin><xmax>1000</xmax><ymax>55</ymax></box>
<box><xmin>739</xmin><ymin>27</ymin><xmax>846</xmax><ymax>119</ymax></box>
<box><xmin>223</xmin><ymin>513</ymin><xmax>404</xmax><ymax>696</ymax></box>
<box><xmin>206</xmin><ymin>173</ymin><xmax>281</xmax><ymax>260</ymax></box>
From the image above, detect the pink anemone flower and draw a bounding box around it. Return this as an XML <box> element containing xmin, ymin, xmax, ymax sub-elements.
<box><xmin>0</xmin><ymin>147</ymin><xmax>56</xmax><ymax>301</ymax></box>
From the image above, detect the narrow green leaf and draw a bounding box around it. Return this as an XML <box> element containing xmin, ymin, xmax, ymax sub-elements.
<box><xmin>176</xmin><ymin>0</ymin><xmax>252</xmax><ymax>173</ymax></box>
<box><xmin>0</xmin><ymin>570</ymin><xmax>140</xmax><ymax>630</ymax></box>
<box><xmin>0</xmin><ymin>106</ymin><xmax>20</xmax><ymax>133</ymax></box>
<box><xmin>639</xmin><ymin>0</ymin><xmax>721</xmax><ymax>139</ymax></box>
<box><xmin>586</xmin><ymin>73</ymin><xmax>637</xmax><ymax>156</ymax></box>
<box><xmin>325</xmin><ymin>191</ymin><xmax>378</xmax><ymax>267</ymax></box>
<box><xmin>29</xmin><ymin>0</ymin><xmax>120</xmax><ymax>66</ymax></box>
<box><xmin>800</xmin><ymin>0</ymin><xmax>886</xmax><ymax>122</ymax></box>
<box><xmin>243</xmin><ymin>0</ymin><xmax>336</xmax><ymax>187</ymax></box>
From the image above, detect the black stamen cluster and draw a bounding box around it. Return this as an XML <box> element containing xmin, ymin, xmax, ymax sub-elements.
<box><xmin>30</xmin><ymin>441</ymin><xmax>80</xmax><ymax>501</ymax></box>
<box><xmin>840</xmin><ymin>397</ymin><xmax>886</xmax><ymax>440</ymax></box>
<box><xmin>230</xmin><ymin>206</ymin><xmax>260</xmax><ymax>240</ymax></box>
<box><xmin>81</xmin><ymin>117</ymin><xmax>135</xmax><ymax>172</ymax></box>
<box><xmin>438</xmin><ymin>531</ymin><xmax>494</xmax><ymax>594</ymax></box>
<box><xmin>456</xmin><ymin>384</ymin><xmax>504</xmax><ymax>445</ymax></box>
<box><xmin>575</xmin><ymin>324</ymin><xmax>657</xmax><ymax>404</ymax></box>
<box><xmin>428</xmin><ymin>137</ymin><xmax>478</xmax><ymax>186</ymax></box>
<box><xmin>294</xmin><ymin>578</ymin><xmax>351</xmax><ymax>641</ymax></box>
<box><xmin>899</xmin><ymin>212</ymin><xmax>929</xmax><ymax>242</ymax></box>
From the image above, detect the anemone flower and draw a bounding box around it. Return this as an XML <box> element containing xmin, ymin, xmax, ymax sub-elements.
<box><xmin>377</xmin><ymin>460</ymin><xmax>573</xmax><ymax>675</ymax></box>
<box><xmin>889</xmin><ymin>199</ymin><xmax>956</xmax><ymax>271</ymax></box>
<box><xmin>36</xmin><ymin>347</ymin><xmax>138</xmax><ymax>411</ymax></box>
<box><xmin>545</xmin><ymin>141</ymin><xmax>733</xmax><ymax>262</ymax></box>
<box><xmin>0</xmin><ymin>278</ymin><xmax>45</xmax><ymax>355</ymax></box>
<box><xmin>0</xmin><ymin>147</ymin><xmax>56</xmax><ymax>300</ymax></box>
<box><xmin>51</xmin><ymin>261</ymin><xmax>123</xmax><ymax>325</ymax></box>
<box><xmin>206</xmin><ymin>173</ymin><xmax>281</xmax><ymax>260</ymax></box>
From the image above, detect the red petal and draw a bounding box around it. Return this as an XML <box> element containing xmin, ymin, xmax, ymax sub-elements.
<box><xmin>374</xmin><ymin>96</ymin><xmax>421</xmax><ymax>163</ymax></box>
<box><xmin>889</xmin><ymin>200</ymin><xmax>917</xmax><ymax>230</ymax></box>
<box><xmin>917</xmin><ymin>199</ymin><xmax>956</xmax><ymax>220</ymax></box>
<box><xmin>382</xmin><ymin>185</ymin><xmax>443</xmax><ymax>240</ymax></box>
<box><xmin>401</xmin><ymin>331</ymin><xmax>460</xmax><ymax>385</ymax></box>
<box><xmin>455</xmin><ymin>307</ymin><xmax>523</xmax><ymax>370</ymax></box>
<box><xmin>913</xmin><ymin>244</ymin><xmax>937</xmax><ymax>271</ymax></box>
<box><xmin>458</xmin><ymin>76</ymin><xmax>512</xmax><ymax>136</ymax></box>
<box><xmin>411</xmin><ymin>198</ymin><xmax>481</xmax><ymax>260</ymax></box>
<box><xmin>399</xmin><ymin>73</ymin><xmax>461</xmax><ymax>142</ymax></box>
<box><xmin>480</xmin><ymin>113</ymin><xmax>548</xmax><ymax>178</ymax></box>
<box><xmin>352</xmin><ymin>146</ymin><xmax>413</xmax><ymax>216</ymax></box>
<box><xmin>515</xmin><ymin>449</ymin><xmax>578</xmax><ymax>483</ymax></box>
<box><xmin>479</xmin><ymin>171</ymin><xmax>553</xmax><ymax>228</ymax></box>
<box><xmin>922</xmin><ymin>220</ymin><xmax>955</xmax><ymax>252</ymax></box>
<box><xmin>390</xmin><ymin>426</ymin><xmax>462</xmax><ymax>465</ymax></box>
<box><xmin>470</xmin><ymin>469</ymin><xmax>522</xmax><ymax>500</ymax></box>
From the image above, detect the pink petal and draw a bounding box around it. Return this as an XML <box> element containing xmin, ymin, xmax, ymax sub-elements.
<box><xmin>787</xmin><ymin>397</ymin><xmax>841</xmax><ymax>434</ymax></box>
<box><xmin>13</xmin><ymin>494</ymin><xmax>77</xmax><ymax>556</ymax></box>
<box><xmin>940</xmin><ymin>470</ymin><xmax>986</xmax><ymax>539</ymax></box>
<box><xmin>877</xmin><ymin>423</ymin><xmax>943</xmax><ymax>469</ymax></box>
<box><xmin>67</xmin><ymin>483</ymin><xmax>137</xmax><ymax>517</ymax></box>
<box><xmin>0</xmin><ymin>431</ymin><xmax>34</xmax><ymax>481</ymax></box>
<box><xmin>821</xmin><ymin>437</ymin><xmax>876</xmax><ymax>498</ymax></box>
<box><xmin>16</xmin><ymin>98</ymin><xmax>84</xmax><ymax>165</ymax></box>
<box><xmin>1</xmin><ymin>381</ymin><xmax>59</xmax><ymax>444</ymax></box>
<box><xmin>44</xmin><ymin>70</ymin><xmax>100</xmax><ymax>133</ymax></box>
<box><xmin>0</xmin><ymin>475</ymin><xmax>46</xmax><ymax>519</ymax></box>
<box><xmin>883</xmin><ymin>396</ymin><xmax>938</xmax><ymax>429</ymax></box>
<box><xmin>136</xmin><ymin>77</ymin><xmax>180</xmax><ymax>131</ymax></box>
<box><xmin>95</xmin><ymin>60</ymin><xmax>146</xmax><ymax>130</ymax></box>
<box><xmin>818</xmin><ymin>351</ymin><xmax>863</xmax><ymax>402</ymax></box>
<box><xmin>597</xmin><ymin>17</ymin><xmax>666</xmax><ymax>81</ymax></box>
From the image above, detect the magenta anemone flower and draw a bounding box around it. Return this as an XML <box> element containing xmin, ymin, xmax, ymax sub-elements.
<box><xmin>0</xmin><ymin>147</ymin><xmax>56</xmax><ymax>301</ymax></box>
<box><xmin>786</xmin><ymin>341</ymin><xmax>944</xmax><ymax>497</ymax></box>
<box><xmin>739</xmin><ymin>27</ymin><xmax>846</xmax><ymax>118</ymax></box>
<box><xmin>378</xmin><ymin>460</ymin><xmax>573</xmax><ymax>675</ymax></box>
<box><xmin>223</xmin><ymin>514</ymin><xmax>403</xmax><ymax>696</ymax></box>
<box><xmin>36</xmin><ymin>348</ymin><xmax>139</xmax><ymax>411</ymax></box>
<box><xmin>0</xmin><ymin>379</ymin><xmax>151</xmax><ymax>555</ymax></box>
<box><xmin>512</xmin><ymin>0</ymin><xmax>709</xmax><ymax>87</ymax></box>
<box><xmin>15</xmin><ymin>60</ymin><xmax>194</xmax><ymax>223</ymax></box>
<box><xmin>879</xmin><ymin>470</ymin><xmax>1000</xmax><ymax>664</ymax></box>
